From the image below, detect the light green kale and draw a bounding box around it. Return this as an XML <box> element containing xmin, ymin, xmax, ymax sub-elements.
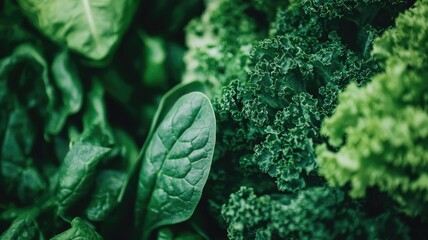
<box><xmin>317</xmin><ymin>0</ymin><xmax>428</xmax><ymax>216</ymax></box>
<box><xmin>135</xmin><ymin>92</ymin><xmax>216</xmax><ymax>240</ymax></box>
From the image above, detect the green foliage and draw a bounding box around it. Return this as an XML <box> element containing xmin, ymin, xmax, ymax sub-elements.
<box><xmin>295</xmin><ymin>0</ymin><xmax>408</xmax><ymax>19</ymax></box>
<box><xmin>1</xmin><ymin>0</ymin><xmax>216</xmax><ymax>238</ymax></box>
<box><xmin>210</xmin><ymin>0</ymin><xmax>381</xmax><ymax>192</ymax></box>
<box><xmin>222</xmin><ymin>187</ymin><xmax>409</xmax><ymax>240</ymax></box>
<box><xmin>56</xmin><ymin>127</ymin><xmax>111</xmax><ymax>217</ymax></box>
<box><xmin>17</xmin><ymin>0</ymin><xmax>138</xmax><ymax>61</ymax></box>
<box><xmin>85</xmin><ymin>170</ymin><xmax>127</xmax><ymax>221</ymax></box>
<box><xmin>183</xmin><ymin>0</ymin><xmax>270</xmax><ymax>88</ymax></box>
<box><xmin>1</xmin><ymin>0</ymin><xmax>427</xmax><ymax>238</ymax></box>
<box><xmin>0</xmin><ymin>45</ymin><xmax>82</xmax><ymax>136</ymax></box>
<box><xmin>222</xmin><ymin>31</ymin><xmax>377</xmax><ymax>192</ymax></box>
<box><xmin>0</xmin><ymin>216</ymin><xmax>39</xmax><ymax>240</ymax></box>
<box><xmin>372</xmin><ymin>0</ymin><xmax>428</xmax><ymax>68</ymax></box>
<box><xmin>50</xmin><ymin>217</ymin><xmax>102</xmax><ymax>240</ymax></box>
<box><xmin>135</xmin><ymin>92</ymin><xmax>216</xmax><ymax>240</ymax></box>
<box><xmin>183</xmin><ymin>0</ymin><xmax>424</xmax><ymax>238</ymax></box>
<box><xmin>317</xmin><ymin>0</ymin><xmax>428</xmax><ymax>217</ymax></box>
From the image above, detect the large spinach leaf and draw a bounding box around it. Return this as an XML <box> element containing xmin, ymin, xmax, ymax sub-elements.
<box><xmin>135</xmin><ymin>92</ymin><xmax>216</xmax><ymax>240</ymax></box>
<box><xmin>17</xmin><ymin>0</ymin><xmax>138</xmax><ymax>61</ymax></box>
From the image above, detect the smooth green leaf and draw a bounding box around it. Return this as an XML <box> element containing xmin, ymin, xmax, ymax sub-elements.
<box><xmin>56</xmin><ymin>133</ymin><xmax>110</xmax><ymax>215</ymax></box>
<box><xmin>0</xmin><ymin>44</ymin><xmax>80</xmax><ymax>135</ymax></box>
<box><xmin>17</xmin><ymin>0</ymin><xmax>138</xmax><ymax>61</ymax></box>
<box><xmin>114</xmin><ymin>128</ymin><xmax>140</xmax><ymax>201</ymax></box>
<box><xmin>0</xmin><ymin>107</ymin><xmax>46</xmax><ymax>204</ymax></box>
<box><xmin>136</xmin><ymin>81</ymin><xmax>208</xmax><ymax>162</ymax></box>
<box><xmin>48</xmin><ymin>50</ymin><xmax>83</xmax><ymax>133</ymax></box>
<box><xmin>156</xmin><ymin>227</ymin><xmax>205</xmax><ymax>240</ymax></box>
<box><xmin>80</xmin><ymin>80</ymin><xmax>115</xmax><ymax>147</ymax></box>
<box><xmin>50</xmin><ymin>217</ymin><xmax>102</xmax><ymax>240</ymax></box>
<box><xmin>0</xmin><ymin>215</ymin><xmax>39</xmax><ymax>240</ymax></box>
<box><xmin>83</xmin><ymin>80</ymin><xmax>112</xmax><ymax>131</ymax></box>
<box><xmin>85</xmin><ymin>170</ymin><xmax>127</xmax><ymax>221</ymax></box>
<box><xmin>136</xmin><ymin>92</ymin><xmax>216</xmax><ymax>240</ymax></box>
<box><xmin>138</xmin><ymin>31</ymin><xmax>167</xmax><ymax>87</ymax></box>
<box><xmin>51</xmin><ymin>51</ymin><xmax>82</xmax><ymax>114</ymax></box>
<box><xmin>1</xmin><ymin>107</ymin><xmax>34</xmax><ymax>164</ymax></box>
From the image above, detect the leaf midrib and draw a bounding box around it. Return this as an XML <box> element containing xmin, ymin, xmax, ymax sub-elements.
<box><xmin>143</xmin><ymin>103</ymin><xmax>204</xmax><ymax>228</ymax></box>
<box><xmin>82</xmin><ymin>0</ymin><xmax>101</xmax><ymax>55</ymax></box>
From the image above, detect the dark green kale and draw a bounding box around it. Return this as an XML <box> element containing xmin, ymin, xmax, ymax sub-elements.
<box><xmin>184</xmin><ymin>0</ymin><xmax>421</xmax><ymax>238</ymax></box>
<box><xmin>222</xmin><ymin>187</ymin><xmax>409</xmax><ymax>240</ymax></box>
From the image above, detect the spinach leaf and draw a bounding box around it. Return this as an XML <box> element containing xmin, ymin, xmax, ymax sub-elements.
<box><xmin>49</xmin><ymin>50</ymin><xmax>83</xmax><ymax>134</ymax></box>
<box><xmin>50</xmin><ymin>217</ymin><xmax>102</xmax><ymax>240</ymax></box>
<box><xmin>85</xmin><ymin>170</ymin><xmax>127</xmax><ymax>221</ymax></box>
<box><xmin>135</xmin><ymin>92</ymin><xmax>216</xmax><ymax>240</ymax></box>
<box><xmin>56</xmin><ymin>129</ymin><xmax>111</xmax><ymax>216</ymax></box>
<box><xmin>17</xmin><ymin>0</ymin><xmax>138</xmax><ymax>61</ymax></box>
<box><xmin>0</xmin><ymin>216</ymin><xmax>39</xmax><ymax>240</ymax></box>
<box><xmin>138</xmin><ymin>81</ymin><xmax>209</xmax><ymax>159</ymax></box>
<box><xmin>156</xmin><ymin>227</ymin><xmax>205</xmax><ymax>240</ymax></box>
<box><xmin>0</xmin><ymin>106</ymin><xmax>46</xmax><ymax>204</ymax></box>
<box><xmin>0</xmin><ymin>44</ymin><xmax>82</xmax><ymax>136</ymax></box>
<box><xmin>82</xmin><ymin>79</ymin><xmax>114</xmax><ymax>146</ymax></box>
<box><xmin>82</xmin><ymin>81</ymin><xmax>140</xmax><ymax>222</ymax></box>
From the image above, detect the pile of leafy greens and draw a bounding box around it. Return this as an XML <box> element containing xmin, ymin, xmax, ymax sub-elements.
<box><xmin>185</xmin><ymin>0</ymin><xmax>427</xmax><ymax>239</ymax></box>
<box><xmin>0</xmin><ymin>0</ymin><xmax>216</xmax><ymax>239</ymax></box>
<box><xmin>1</xmin><ymin>0</ymin><xmax>427</xmax><ymax>239</ymax></box>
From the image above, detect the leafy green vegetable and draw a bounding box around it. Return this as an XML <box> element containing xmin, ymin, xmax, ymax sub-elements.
<box><xmin>222</xmin><ymin>186</ymin><xmax>409</xmax><ymax>240</ymax></box>
<box><xmin>317</xmin><ymin>0</ymin><xmax>428</xmax><ymax>217</ymax></box>
<box><xmin>0</xmin><ymin>216</ymin><xmax>39</xmax><ymax>240</ymax></box>
<box><xmin>51</xmin><ymin>50</ymin><xmax>83</xmax><ymax>123</ymax></box>
<box><xmin>187</xmin><ymin>0</ymin><xmax>386</xmax><ymax>194</ymax></box>
<box><xmin>1</xmin><ymin>0</ymin><xmax>427</xmax><ymax>238</ymax></box>
<box><xmin>56</xmin><ymin>128</ymin><xmax>111</xmax><ymax>216</ymax></box>
<box><xmin>50</xmin><ymin>217</ymin><xmax>102</xmax><ymax>240</ymax></box>
<box><xmin>135</xmin><ymin>92</ymin><xmax>216</xmax><ymax>240</ymax></box>
<box><xmin>85</xmin><ymin>170</ymin><xmax>127</xmax><ymax>221</ymax></box>
<box><xmin>17</xmin><ymin>0</ymin><xmax>138</xmax><ymax>60</ymax></box>
<box><xmin>0</xmin><ymin>44</ymin><xmax>82</xmax><ymax>136</ymax></box>
<box><xmin>156</xmin><ymin>227</ymin><xmax>206</xmax><ymax>240</ymax></box>
<box><xmin>0</xmin><ymin>106</ymin><xmax>45</xmax><ymax>204</ymax></box>
<box><xmin>295</xmin><ymin>0</ymin><xmax>408</xmax><ymax>19</ymax></box>
<box><xmin>183</xmin><ymin>0</ymin><xmax>423</xmax><ymax>238</ymax></box>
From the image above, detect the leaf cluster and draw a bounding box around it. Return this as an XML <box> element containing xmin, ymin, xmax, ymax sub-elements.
<box><xmin>317</xmin><ymin>0</ymin><xmax>428</xmax><ymax>217</ymax></box>
<box><xmin>0</xmin><ymin>0</ymin><xmax>217</xmax><ymax>239</ymax></box>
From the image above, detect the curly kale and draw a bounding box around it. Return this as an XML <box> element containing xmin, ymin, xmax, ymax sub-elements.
<box><xmin>184</xmin><ymin>0</ymin><xmax>418</xmax><ymax>237</ymax></box>
<box><xmin>215</xmin><ymin>4</ymin><xmax>381</xmax><ymax>192</ymax></box>
<box><xmin>295</xmin><ymin>0</ymin><xmax>409</xmax><ymax>20</ymax></box>
<box><xmin>222</xmin><ymin>187</ymin><xmax>409</xmax><ymax>240</ymax></box>
<box><xmin>317</xmin><ymin>0</ymin><xmax>428</xmax><ymax>217</ymax></box>
<box><xmin>184</xmin><ymin>0</ymin><xmax>267</xmax><ymax>87</ymax></box>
